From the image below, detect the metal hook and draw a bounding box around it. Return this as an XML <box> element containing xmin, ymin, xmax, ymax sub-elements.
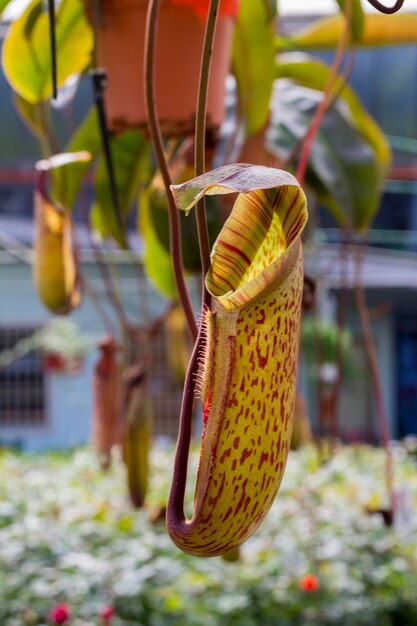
<box><xmin>47</xmin><ymin>0</ymin><xmax>57</xmax><ymax>100</ymax></box>
<box><xmin>90</xmin><ymin>69</ymin><xmax>124</xmax><ymax>240</ymax></box>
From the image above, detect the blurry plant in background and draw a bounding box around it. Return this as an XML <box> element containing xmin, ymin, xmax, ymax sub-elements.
<box><xmin>301</xmin><ymin>317</ymin><xmax>354</xmax><ymax>442</ymax></box>
<box><xmin>0</xmin><ymin>444</ymin><xmax>416</xmax><ymax>625</ymax></box>
<box><xmin>0</xmin><ymin>318</ymin><xmax>96</xmax><ymax>374</ymax></box>
<box><xmin>302</xmin><ymin>318</ymin><xmax>353</xmax><ymax>374</ymax></box>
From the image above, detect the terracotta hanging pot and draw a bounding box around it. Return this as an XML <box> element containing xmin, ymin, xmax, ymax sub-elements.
<box><xmin>87</xmin><ymin>0</ymin><xmax>235</xmax><ymax>135</ymax></box>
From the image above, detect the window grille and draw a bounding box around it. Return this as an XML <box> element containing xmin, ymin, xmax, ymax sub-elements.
<box><xmin>149</xmin><ymin>326</ymin><xmax>183</xmax><ymax>439</ymax></box>
<box><xmin>0</xmin><ymin>327</ymin><xmax>46</xmax><ymax>427</ymax></box>
<box><xmin>125</xmin><ymin>323</ymin><xmax>184</xmax><ymax>439</ymax></box>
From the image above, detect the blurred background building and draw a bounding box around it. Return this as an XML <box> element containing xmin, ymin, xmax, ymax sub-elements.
<box><xmin>0</xmin><ymin>7</ymin><xmax>417</xmax><ymax>450</ymax></box>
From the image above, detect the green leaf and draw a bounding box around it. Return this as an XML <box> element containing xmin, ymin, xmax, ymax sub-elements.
<box><xmin>2</xmin><ymin>0</ymin><xmax>93</xmax><ymax>103</ymax></box>
<box><xmin>167</xmin><ymin>199</ymin><xmax>221</xmax><ymax>272</ymax></box>
<box><xmin>23</xmin><ymin>0</ymin><xmax>43</xmax><ymax>40</ymax></box>
<box><xmin>335</xmin><ymin>0</ymin><xmax>365</xmax><ymax>41</ymax></box>
<box><xmin>280</xmin><ymin>13</ymin><xmax>417</xmax><ymax>50</ymax></box>
<box><xmin>0</xmin><ymin>0</ymin><xmax>13</xmax><ymax>14</ymax></box>
<box><xmin>138</xmin><ymin>186</ymin><xmax>177</xmax><ymax>299</ymax></box>
<box><xmin>51</xmin><ymin>107</ymin><xmax>102</xmax><ymax>209</ymax></box>
<box><xmin>232</xmin><ymin>0</ymin><xmax>275</xmax><ymax>135</ymax></box>
<box><xmin>276</xmin><ymin>53</ymin><xmax>391</xmax><ymax>183</ymax></box>
<box><xmin>91</xmin><ymin>130</ymin><xmax>149</xmax><ymax>247</ymax></box>
<box><xmin>262</xmin><ymin>0</ymin><xmax>277</xmax><ymax>21</ymax></box>
<box><xmin>13</xmin><ymin>93</ymin><xmax>47</xmax><ymax>139</ymax></box>
<box><xmin>140</xmin><ymin>177</ymin><xmax>222</xmax><ymax>275</ymax></box>
<box><xmin>267</xmin><ymin>81</ymin><xmax>383</xmax><ymax>231</ymax></box>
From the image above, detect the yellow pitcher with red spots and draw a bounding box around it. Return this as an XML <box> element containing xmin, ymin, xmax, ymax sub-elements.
<box><xmin>167</xmin><ymin>164</ymin><xmax>308</xmax><ymax>556</ymax></box>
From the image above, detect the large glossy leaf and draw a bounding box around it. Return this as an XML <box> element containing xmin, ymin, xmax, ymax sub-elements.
<box><xmin>335</xmin><ymin>0</ymin><xmax>364</xmax><ymax>41</ymax></box>
<box><xmin>267</xmin><ymin>81</ymin><xmax>382</xmax><ymax>231</ymax></box>
<box><xmin>232</xmin><ymin>0</ymin><xmax>275</xmax><ymax>135</ymax></box>
<box><xmin>279</xmin><ymin>13</ymin><xmax>417</xmax><ymax>50</ymax></box>
<box><xmin>91</xmin><ymin>131</ymin><xmax>149</xmax><ymax>247</ymax></box>
<box><xmin>51</xmin><ymin>107</ymin><xmax>101</xmax><ymax>209</ymax></box>
<box><xmin>138</xmin><ymin>186</ymin><xmax>177</xmax><ymax>299</ymax></box>
<box><xmin>276</xmin><ymin>53</ymin><xmax>391</xmax><ymax>183</ymax></box>
<box><xmin>2</xmin><ymin>0</ymin><xmax>93</xmax><ymax>103</ymax></box>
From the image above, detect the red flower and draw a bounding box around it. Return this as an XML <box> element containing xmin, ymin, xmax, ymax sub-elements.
<box><xmin>49</xmin><ymin>603</ymin><xmax>70</xmax><ymax>625</ymax></box>
<box><xmin>171</xmin><ymin>0</ymin><xmax>239</xmax><ymax>19</ymax></box>
<box><xmin>99</xmin><ymin>605</ymin><xmax>115</xmax><ymax>621</ymax></box>
<box><xmin>299</xmin><ymin>574</ymin><xmax>320</xmax><ymax>592</ymax></box>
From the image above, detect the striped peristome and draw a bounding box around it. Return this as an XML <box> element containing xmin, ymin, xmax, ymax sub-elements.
<box><xmin>168</xmin><ymin>164</ymin><xmax>307</xmax><ymax>556</ymax></box>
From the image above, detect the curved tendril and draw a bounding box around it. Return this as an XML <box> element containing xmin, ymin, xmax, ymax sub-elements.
<box><xmin>366</xmin><ymin>0</ymin><xmax>404</xmax><ymax>14</ymax></box>
<box><xmin>144</xmin><ymin>0</ymin><xmax>198</xmax><ymax>342</ymax></box>
<box><xmin>167</xmin><ymin>325</ymin><xmax>204</xmax><ymax>528</ymax></box>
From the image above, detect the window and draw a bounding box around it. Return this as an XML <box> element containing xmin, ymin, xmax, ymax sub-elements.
<box><xmin>397</xmin><ymin>316</ymin><xmax>417</xmax><ymax>437</ymax></box>
<box><xmin>0</xmin><ymin>327</ymin><xmax>46</xmax><ymax>427</ymax></box>
<box><xmin>149</xmin><ymin>325</ymin><xmax>183</xmax><ymax>439</ymax></box>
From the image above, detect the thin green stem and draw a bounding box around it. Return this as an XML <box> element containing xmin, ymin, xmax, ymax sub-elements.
<box><xmin>67</xmin><ymin>208</ymin><xmax>116</xmax><ymax>337</ymax></box>
<box><xmin>77</xmin><ymin>189</ymin><xmax>132</xmax><ymax>332</ymax></box>
<box><xmin>144</xmin><ymin>0</ymin><xmax>197</xmax><ymax>342</ymax></box>
<box><xmin>331</xmin><ymin>228</ymin><xmax>350</xmax><ymax>443</ymax></box>
<box><xmin>167</xmin><ymin>324</ymin><xmax>204</xmax><ymax>531</ymax></box>
<box><xmin>354</xmin><ymin>244</ymin><xmax>396</xmax><ymax>517</ymax></box>
<box><xmin>168</xmin><ymin>0</ymin><xmax>222</xmax><ymax>534</ymax></box>
<box><xmin>194</xmin><ymin>0</ymin><xmax>221</xmax><ymax>292</ymax></box>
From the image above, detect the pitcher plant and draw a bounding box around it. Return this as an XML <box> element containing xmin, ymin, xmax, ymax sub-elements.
<box><xmin>166</xmin><ymin>164</ymin><xmax>307</xmax><ymax>556</ymax></box>
<box><xmin>34</xmin><ymin>153</ymin><xmax>90</xmax><ymax>315</ymax></box>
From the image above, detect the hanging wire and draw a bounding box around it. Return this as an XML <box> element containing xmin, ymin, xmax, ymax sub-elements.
<box><xmin>47</xmin><ymin>0</ymin><xmax>58</xmax><ymax>99</ymax></box>
<box><xmin>91</xmin><ymin>0</ymin><xmax>101</xmax><ymax>67</ymax></box>
<box><xmin>90</xmin><ymin>69</ymin><xmax>124</xmax><ymax>239</ymax></box>
<box><xmin>366</xmin><ymin>0</ymin><xmax>405</xmax><ymax>13</ymax></box>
